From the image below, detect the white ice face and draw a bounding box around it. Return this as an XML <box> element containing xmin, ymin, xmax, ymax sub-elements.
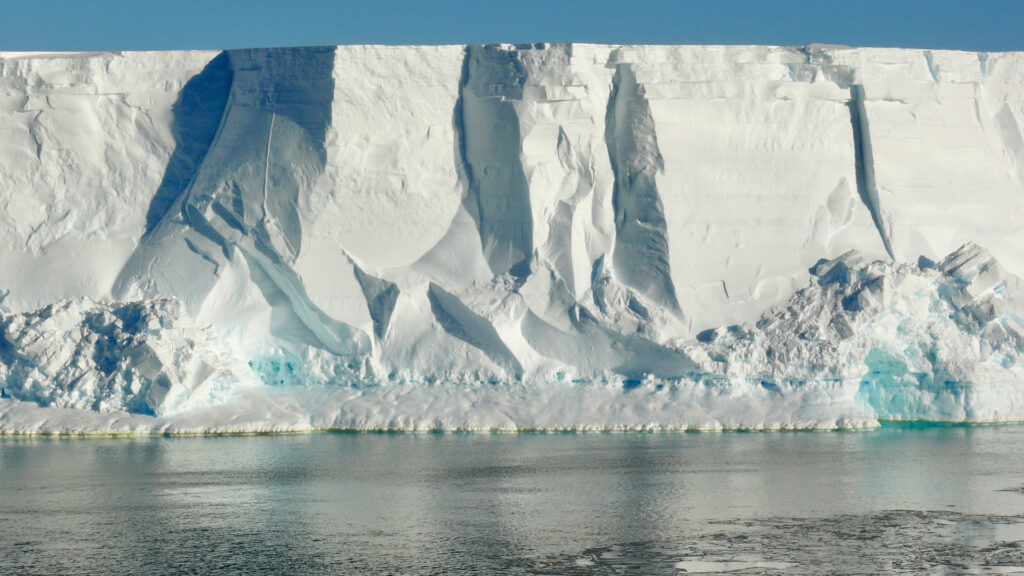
<box><xmin>0</xmin><ymin>44</ymin><xmax>1021</xmax><ymax>431</ymax></box>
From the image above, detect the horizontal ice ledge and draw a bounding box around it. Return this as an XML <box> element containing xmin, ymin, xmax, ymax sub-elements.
<box><xmin>0</xmin><ymin>44</ymin><xmax>1022</xmax><ymax>431</ymax></box>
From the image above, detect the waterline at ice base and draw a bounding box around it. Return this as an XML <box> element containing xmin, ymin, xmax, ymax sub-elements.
<box><xmin>0</xmin><ymin>44</ymin><xmax>1022</xmax><ymax>433</ymax></box>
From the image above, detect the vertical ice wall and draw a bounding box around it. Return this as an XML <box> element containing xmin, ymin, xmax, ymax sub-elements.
<box><xmin>0</xmin><ymin>51</ymin><xmax>220</xmax><ymax>309</ymax></box>
<box><xmin>830</xmin><ymin>48</ymin><xmax>1024</xmax><ymax>275</ymax></box>
<box><xmin>114</xmin><ymin>47</ymin><xmax>370</xmax><ymax>359</ymax></box>
<box><xmin>0</xmin><ymin>44</ymin><xmax>1021</xmax><ymax>387</ymax></box>
<box><xmin>621</xmin><ymin>46</ymin><xmax>889</xmax><ymax>331</ymax></box>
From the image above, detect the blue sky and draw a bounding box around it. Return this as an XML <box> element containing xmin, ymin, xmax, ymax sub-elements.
<box><xmin>0</xmin><ymin>0</ymin><xmax>1021</xmax><ymax>52</ymax></box>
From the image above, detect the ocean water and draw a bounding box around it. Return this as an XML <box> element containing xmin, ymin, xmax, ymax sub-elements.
<box><xmin>2</xmin><ymin>425</ymin><xmax>1024</xmax><ymax>575</ymax></box>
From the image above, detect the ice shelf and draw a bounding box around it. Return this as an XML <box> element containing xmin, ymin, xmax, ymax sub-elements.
<box><xmin>0</xmin><ymin>44</ymin><xmax>1022</xmax><ymax>431</ymax></box>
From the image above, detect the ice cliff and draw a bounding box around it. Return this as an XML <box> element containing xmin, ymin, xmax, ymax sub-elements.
<box><xmin>0</xmin><ymin>44</ymin><xmax>1022</xmax><ymax>431</ymax></box>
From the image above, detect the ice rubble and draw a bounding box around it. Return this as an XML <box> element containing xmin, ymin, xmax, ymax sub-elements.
<box><xmin>0</xmin><ymin>298</ymin><xmax>258</xmax><ymax>416</ymax></box>
<box><xmin>0</xmin><ymin>44</ymin><xmax>1022</xmax><ymax>431</ymax></box>
<box><xmin>697</xmin><ymin>243</ymin><xmax>1024</xmax><ymax>422</ymax></box>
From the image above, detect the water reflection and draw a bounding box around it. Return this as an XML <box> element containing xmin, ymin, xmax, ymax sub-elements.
<box><xmin>1</xmin><ymin>427</ymin><xmax>1023</xmax><ymax>574</ymax></box>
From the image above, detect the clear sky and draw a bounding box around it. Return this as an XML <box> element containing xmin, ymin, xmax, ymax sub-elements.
<box><xmin>0</xmin><ymin>0</ymin><xmax>1021</xmax><ymax>52</ymax></box>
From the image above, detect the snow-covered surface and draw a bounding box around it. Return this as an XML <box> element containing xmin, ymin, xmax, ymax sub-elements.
<box><xmin>0</xmin><ymin>44</ymin><xmax>1022</xmax><ymax>432</ymax></box>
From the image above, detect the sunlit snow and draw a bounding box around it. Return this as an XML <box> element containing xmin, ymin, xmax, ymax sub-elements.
<box><xmin>0</xmin><ymin>44</ymin><xmax>1021</xmax><ymax>432</ymax></box>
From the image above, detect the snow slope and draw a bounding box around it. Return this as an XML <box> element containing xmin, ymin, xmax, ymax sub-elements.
<box><xmin>0</xmin><ymin>44</ymin><xmax>1022</xmax><ymax>431</ymax></box>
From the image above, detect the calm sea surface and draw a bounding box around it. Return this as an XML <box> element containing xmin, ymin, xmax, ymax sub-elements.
<box><xmin>2</xmin><ymin>425</ymin><xmax>1024</xmax><ymax>575</ymax></box>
